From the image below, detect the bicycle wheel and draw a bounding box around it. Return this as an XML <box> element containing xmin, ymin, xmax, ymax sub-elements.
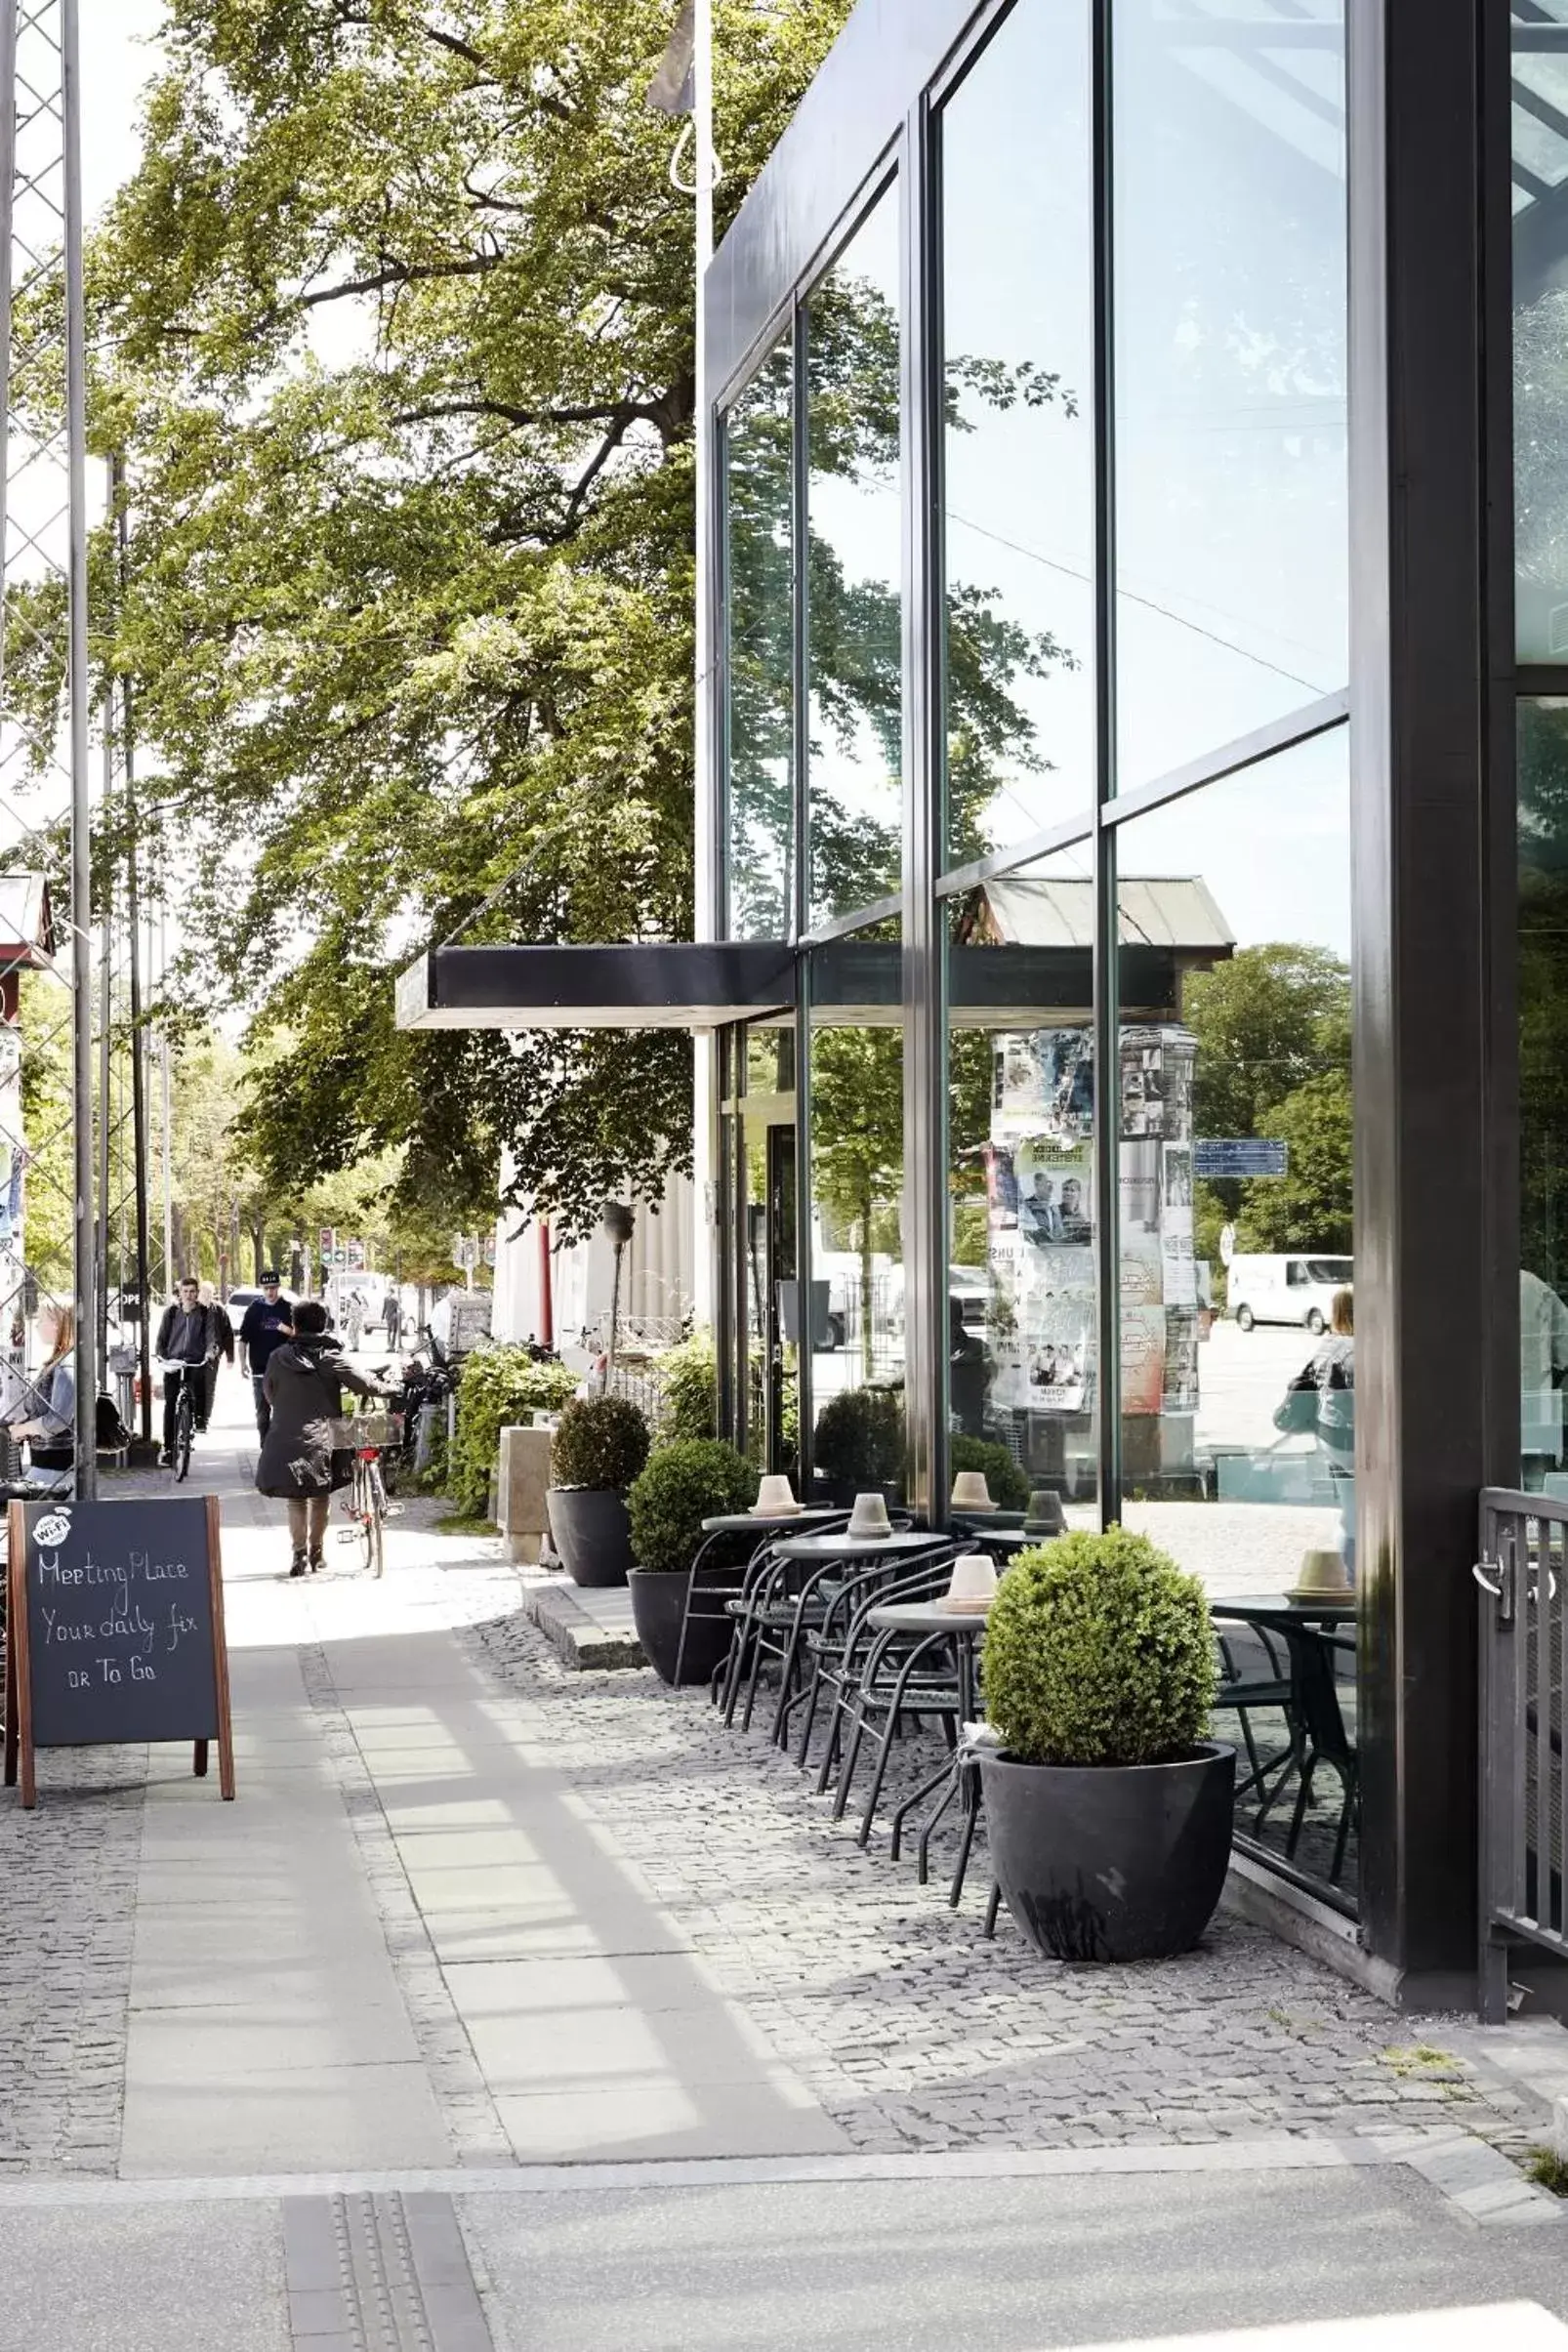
<box><xmin>367</xmin><ymin>1460</ymin><xmax>386</xmax><ymax>1579</ymax></box>
<box><xmin>351</xmin><ymin>1457</ymin><xmax>374</xmax><ymax>1573</ymax></box>
<box><xmin>174</xmin><ymin>1387</ymin><xmax>193</xmax><ymax>1483</ymax></box>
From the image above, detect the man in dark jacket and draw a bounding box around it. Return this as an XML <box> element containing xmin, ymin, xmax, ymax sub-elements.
<box><xmin>238</xmin><ymin>1271</ymin><xmax>293</xmax><ymax>1442</ymax></box>
<box><xmin>154</xmin><ymin>1277</ymin><xmax>219</xmax><ymax>1467</ymax></box>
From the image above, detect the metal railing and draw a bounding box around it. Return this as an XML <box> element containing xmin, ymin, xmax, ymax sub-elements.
<box><xmin>1477</xmin><ymin>1486</ymin><xmax>1568</xmax><ymax>2018</ymax></box>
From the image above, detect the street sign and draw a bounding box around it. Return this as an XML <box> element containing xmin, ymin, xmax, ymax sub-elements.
<box><xmin>319</xmin><ymin>1225</ymin><xmax>336</xmax><ymax>1259</ymax></box>
<box><xmin>1193</xmin><ymin>1139</ymin><xmax>1289</xmax><ymax>1180</ymax></box>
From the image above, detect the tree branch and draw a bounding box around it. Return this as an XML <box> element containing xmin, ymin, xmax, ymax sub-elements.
<box><xmin>298</xmin><ymin>254</ymin><xmax>502</xmax><ymax>309</ymax></box>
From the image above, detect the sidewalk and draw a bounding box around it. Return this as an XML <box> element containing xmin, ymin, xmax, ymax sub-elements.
<box><xmin>2</xmin><ymin>1386</ymin><xmax>1568</xmax><ymax>2347</ymax></box>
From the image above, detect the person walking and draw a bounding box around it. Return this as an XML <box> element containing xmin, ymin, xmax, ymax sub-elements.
<box><xmin>344</xmin><ymin>1288</ymin><xmax>365</xmax><ymax>1351</ymax></box>
<box><xmin>256</xmin><ymin>1299</ymin><xmax>394</xmax><ymax>1577</ymax></box>
<box><xmin>238</xmin><ymin>1271</ymin><xmax>293</xmax><ymax>1442</ymax></box>
<box><xmin>1274</xmin><ymin>1285</ymin><xmax>1355</xmax><ymax>1578</ymax></box>
<box><xmin>153</xmin><ymin>1276</ymin><xmax>219</xmax><ymax>1467</ymax></box>
<box><xmin>384</xmin><ymin>1287</ymin><xmax>402</xmax><ymax>1351</ymax></box>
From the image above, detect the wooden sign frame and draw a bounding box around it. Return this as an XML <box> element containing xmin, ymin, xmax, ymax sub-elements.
<box><xmin>5</xmin><ymin>1494</ymin><xmax>234</xmax><ymax>1808</ymax></box>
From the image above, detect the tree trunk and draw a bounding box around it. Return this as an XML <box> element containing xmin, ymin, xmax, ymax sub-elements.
<box><xmin>858</xmin><ymin>1187</ymin><xmax>874</xmax><ymax>1384</ymax></box>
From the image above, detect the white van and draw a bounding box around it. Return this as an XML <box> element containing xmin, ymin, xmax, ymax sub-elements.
<box><xmin>1227</xmin><ymin>1254</ymin><xmax>1352</xmax><ymax>1335</ymax></box>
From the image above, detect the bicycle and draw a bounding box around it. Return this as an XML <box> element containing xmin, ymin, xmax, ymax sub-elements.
<box><xmin>155</xmin><ymin>1359</ymin><xmax>207</xmax><ymax>1484</ymax></box>
<box><xmin>334</xmin><ymin>1396</ymin><xmax>401</xmax><ymax>1577</ymax></box>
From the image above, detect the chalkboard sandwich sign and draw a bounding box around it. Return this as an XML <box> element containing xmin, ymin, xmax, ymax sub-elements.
<box><xmin>5</xmin><ymin>1494</ymin><xmax>235</xmax><ymax>1807</ymax></box>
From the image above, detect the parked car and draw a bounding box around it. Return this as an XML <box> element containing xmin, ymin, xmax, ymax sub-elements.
<box><xmin>1227</xmin><ymin>1253</ymin><xmax>1352</xmax><ymax>1335</ymax></box>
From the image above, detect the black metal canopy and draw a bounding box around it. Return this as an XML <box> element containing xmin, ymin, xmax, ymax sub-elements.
<box><xmin>394</xmin><ymin>941</ymin><xmax>796</xmax><ymax>1031</ymax></box>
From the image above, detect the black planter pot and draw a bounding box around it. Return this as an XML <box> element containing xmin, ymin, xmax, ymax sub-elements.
<box><xmin>977</xmin><ymin>1742</ymin><xmax>1235</xmax><ymax>1963</ymax></box>
<box><xmin>628</xmin><ymin>1567</ymin><xmax>731</xmax><ymax>1687</ymax></box>
<box><xmin>547</xmin><ymin>1487</ymin><xmax>634</xmax><ymax>1588</ymax></box>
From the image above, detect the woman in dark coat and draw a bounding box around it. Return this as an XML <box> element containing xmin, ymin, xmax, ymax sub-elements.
<box><xmin>256</xmin><ymin>1299</ymin><xmax>392</xmax><ymax>1577</ymax></box>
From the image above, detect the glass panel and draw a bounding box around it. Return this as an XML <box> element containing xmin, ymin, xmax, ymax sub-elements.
<box><xmin>1518</xmin><ymin>701</ymin><xmax>1568</xmax><ymax>1482</ymax></box>
<box><xmin>806</xmin><ymin>188</ymin><xmax>902</xmax><ymax>928</ymax></box>
<box><xmin>940</xmin><ymin>1</ymin><xmax>1095</xmax><ymax>869</ymax></box>
<box><xmin>1112</xmin><ymin>726</ymin><xmax>1355</xmax><ymax>1906</ymax></box>
<box><xmin>945</xmin><ymin>842</ymin><xmax>1098</xmax><ymax>1525</ymax></box>
<box><xmin>1113</xmin><ymin>0</ymin><xmax>1347</xmax><ymax>788</ymax></box>
<box><xmin>724</xmin><ymin>341</ymin><xmax>795</xmax><ymax>937</ymax></box>
<box><xmin>1514</xmin><ymin>10</ymin><xmax>1568</xmax><ymax>658</ymax></box>
<box><xmin>737</xmin><ymin>1023</ymin><xmax>799</xmax><ymax>1473</ymax></box>
<box><xmin>807</xmin><ymin>918</ymin><xmax>904</xmax><ymax>1497</ymax></box>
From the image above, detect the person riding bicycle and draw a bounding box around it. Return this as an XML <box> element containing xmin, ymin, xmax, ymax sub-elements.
<box><xmin>154</xmin><ymin>1275</ymin><xmax>220</xmax><ymax>1467</ymax></box>
<box><xmin>255</xmin><ymin>1299</ymin><xmax>396</xmax><ymax>1578</ymax></box>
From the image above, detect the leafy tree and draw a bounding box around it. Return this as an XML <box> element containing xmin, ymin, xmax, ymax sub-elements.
<box><xmin>75</xmin><ymin>1</ymin><xmax>857</xmax><ymax>1244</ymax></box>
<box><xmin>1180</xmin><ymin>941</ymin><xmax>1352</xmax><ymax>1263</ymax></box>
<box><xmin>809</xmin><ymin>1024</ymin><xmax>901</xmax><ymax>1381</ymax></box>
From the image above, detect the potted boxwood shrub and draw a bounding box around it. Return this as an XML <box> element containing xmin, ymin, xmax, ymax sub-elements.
<box><xmin>626</xmin><ymin>1438</ymin><xmax>759</xmax><ymax>1685</ymax></box>
<box><xmin>978</xmin><ymin>1526</ymin><xmax>1233</xmax><ymax>1962</ymax></box>
<box><xmin>811</xmin><ymin>1385</ymin><xmax>904</xmax><ymax>1507</ymax></box>
<box><xmin>547</xmin><ymin>1395</ymin><xmax>651</xmax><ymax>1588</ymax></box>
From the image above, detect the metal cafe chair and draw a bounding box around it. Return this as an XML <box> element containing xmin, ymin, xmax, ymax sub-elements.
<box><xmin>678</xmin><ymin>1514</ymin><xmax>847</xmax><ymax>1698</ymax></box>
<box><xmin>808</xmin><ymin>1547</ymin><xmax>960</xmax><ymax>1812</ymax></box>
<box><xmin>1212</xmin><ymin>1624</ymin><xmax>1295</xmax><ymax>1810</ymax></box>
<box><xmin>797</xmin><ymin>1545</ymin><xmax>947</xmax><ymax>1781</ymax></box>
<box><xmin>834</xmin><ymin>1560</ymin><xmax>970</xmax><ymax>1839</ymax></box>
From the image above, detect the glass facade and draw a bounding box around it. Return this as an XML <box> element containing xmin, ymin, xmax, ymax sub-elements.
<box><xmin>1514</xmin><ymin>5</ymin><xmax>1568</xmax><ymax>661</ymax></box>
<box><xmin>1112</xmin><ymin>0</ymin><xmax>1347</xmax><ymax>790</ymax></box>
<box><xmin>722</xmin><ymin>341</ymin><xmax>796</xmax><ymax>939</ymax></box>
<box><xmin>940</xmin><ymin>1</ymin><xmax>1094</xmax><ymax>866</ymax></box>
<box><xmin>806</xmin><ymin>187</ymin><xmax>903</xmax><ymax>928</ymax></box>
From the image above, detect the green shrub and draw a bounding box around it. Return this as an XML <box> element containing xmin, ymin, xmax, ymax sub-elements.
<box><xmin>446</xmin><ymin>1344</ymin><xmax>578</xmax><ymax>1519</ymax></box>
<box><xmin>551</xmin><ymin>1393</ymin><xmax>651</xmax><ymax>1492</ymax></box>
<box><xmin>950</xmin><ymin>1434</ymin><xmax>1030</xmax><ymax>1512</ymax></box>
<box><xmin>812</xmin><ymin>1385</ymin><xmax>904</xmax><ymax>1487</ymax></box>
<box><xmin>654</xmin><ymin>1331</ymin><xmax>718</xmax><ymax>1441</ymax></box>
<box><xmin>982</xmin><ymin>1526</ymin><xmax>1217</xmax><ymax>1766</ymax></box>
<box><xmin>627</xmin><ymin>1438</ymin><xmax>759</xmax><ymax>1572</ymax></box>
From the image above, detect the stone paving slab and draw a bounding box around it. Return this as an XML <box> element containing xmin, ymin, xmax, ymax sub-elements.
<box><xmin>462</xmin><ymin>1605</ymin><xmax>1558</xmax><ymax>2160</ymax></box>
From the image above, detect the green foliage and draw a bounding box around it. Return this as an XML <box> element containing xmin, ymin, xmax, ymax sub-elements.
<box><xmin>981</xmin><ymin>1527</ymin><xmax>1217</xmax><ymax>1767</ymax></box>
<box><xmin>812</xmin><ymin>1385</ymin><xmax>904</xmax><ymax>1488</ymax></box>
<box><xmin>550</xmin><ymin>1393</ymin><xmax>650</xmax><ymax>1493</ymax></box>
<box><xmin>1182</xmin><ymin>942</ymin><xmax>1353</xmax><ymax>1264</ymax></box>
<box><xmin>810</xmin><ymin>1025</ymin><xmax>903</xmax><ymax>1380</ymax></box>
<box><xmin>949</xmin><ymin>1435</ymin><xmax>1029</xmax><ymax>1513</ymax></box>
<box><xmin>77</xmin><ymin>1</ymin><xmax>856</xmax><ymax>1244</ymax></box>
<box><xmin>447</xmin><ymin>1343</ymin><xmax>577</xmax><ymax>1518</ymax></box>
<box><xmin>654</xmin><ymin>1331</ymin><xmax>717</xmax><ymax>1442</ymax></box>
<box><xmin>627</xmin><ymin>1438</ymin><xmax>759</xmax><ymax>1572</ymax></box>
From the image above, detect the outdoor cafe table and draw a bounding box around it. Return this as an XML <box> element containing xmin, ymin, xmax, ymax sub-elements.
<box><xmin>699</xmin><ymin>1508</ymin><xmax>841</xmax><ymax>1536</ymax></box>
<box><xmin>866</xmin><ymin>1597</ymin><xmax>991</xmax><ymax>1905</ymax></box>
<box><xmin>773</xmin><ymin>1530</ymin><xmax>938</xmax><ymax>1562</ymax></box>
<box><xmin>1209</xmin><ymin>1593</ymin><xmax>1356</xmax><ymax>1870</ymax></box>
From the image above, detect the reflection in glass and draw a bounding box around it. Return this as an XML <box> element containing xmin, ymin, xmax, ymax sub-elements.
<box><xmin>945</xmin><ymin>846</ymin><xmax>1099</xmax><ymax>1521</ymax></box>
<box><xmin>1113</xmin><ymin>0</ymin><xmax>1347</xmax><ymax>787</ymax></box>
<box><xmin>1514</xmin><ymin>14</ymin><xmax>1568</xmax><ymax>658</ymax></box>
<box><xmin>736</xmin><ymin>1023</ymin><xmax>799</xmax><ymax>1473</ymax></box>
<box><xmin>724</xmin><ymin>342</ymin><xmax>795</xmax><ymax>937</ymax></box>
<box><xmin>808</xmin><ymin>922</ymin><xmax>904</xmax><ymax>1496</ymax></box>
<box><xmin>1112</xmin><ymin>726</ymin><xmax>1354</xmax><ymax>1902</ymax></box>
<box><xmin>941</xmin><ymin>0</ymin><xmax>1094</xmax><ymax>867</ymax></box>
<box><xmin>806</xmin><ymin>189</ymin><xmax>902</xmax><ymax>928</ymax></box>
<box><xmin>1518</xmin><ymin>703</ymin><xmax>1568</xmax><ymax>1482</ymax></box>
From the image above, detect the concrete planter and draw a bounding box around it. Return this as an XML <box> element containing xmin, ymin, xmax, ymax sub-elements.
<box><xmin>977</xmin><ymin>1742</ymin><xmax>1235</xmax><ymax>1962</ymax></box>
<box><xmin>628</xmin><ymin>1567</ymin><xmax>731</xmax><ymax>1688</ymax></box>
<box><xmin>547</xmin><ymin>1487</ymin><xmax>634</xmax><ymax>1588</ymax></box>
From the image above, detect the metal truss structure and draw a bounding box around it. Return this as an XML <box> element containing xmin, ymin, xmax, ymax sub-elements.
<box><xmin>0</xmin><ymin>0</ymin><xmax>104</xmax><ymax>1495</ymax></box>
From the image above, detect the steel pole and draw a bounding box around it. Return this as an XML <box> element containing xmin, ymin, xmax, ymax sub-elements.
<box><xmin>119</xmin><ymin>459</ymin><xmax>152</xmax><ymax>1442</ymax></box>
<box><xmin>96</xmin><ymin>685</ymin><xmax>111</xmax><ymax>1363</ymax></box>
<box><xmin>159</xmin><ymin>909</ymin><xmax>173</xmax><ymax>1283</ymax></box>
<box><xmin>0</xmin><ymin>3</ymin><xmax>17</xmax><ymax>720</ymax></box>
<box><xmin>62</xmin><ymin>0</ymin><xmax>95</xmax><ymax>1495</ymax></box>
<box><xmin>689</xmin><ymin>0</ymin><xmax>717</xmax><ymax>1332</ymax></box>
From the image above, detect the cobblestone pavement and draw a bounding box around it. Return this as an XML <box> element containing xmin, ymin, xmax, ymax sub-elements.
<box><xmin>0</xmin><ymin>1748</ymin><xmax>145</xmax><ymax>2172</ymax></box>
<box><xmin>465</xmin><ymin>1605</ymin><xmax>1541</xmax><ymax>2159</ymax></box>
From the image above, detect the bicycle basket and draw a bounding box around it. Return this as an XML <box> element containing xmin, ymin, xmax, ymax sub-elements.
<box><xmin>328</xmin><ymin>1413</ymin><xmax>401</xmax><ymax>1449</ymax></box>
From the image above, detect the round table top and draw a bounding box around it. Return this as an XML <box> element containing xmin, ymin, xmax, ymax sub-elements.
<box><xmin>868</xmin><ymin>1600</ymin><xmax>991</xmax><ymax>1634</ymax></box>
<box><xmin>773</xmin><ymin>1529</ymin><xmax>946</xmax><ymax>1561</ymax></box>
<box><xmin>1210</xmin><ymin>1591</ymin><xmax>1354</xmax><ymax>1628</ymax></box>
<box><xmin>700</xmin><ymin>1507</ymin><xmax>841</xmax><ymax>1534</ymax></box>
<box><xmin>958</xmin><ymin>1524</ymin><xmax>1040</xmax><ymax>1551</ymax></box>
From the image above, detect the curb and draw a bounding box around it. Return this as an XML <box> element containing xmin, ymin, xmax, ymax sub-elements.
<box><xmin>521</xmin><ymin>1580</ymin><xmax>645</xmax><ymax>1672</ymax></box>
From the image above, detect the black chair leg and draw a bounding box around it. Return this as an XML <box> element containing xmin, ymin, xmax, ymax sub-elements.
<box><xmin>889</xmin><ymin>1752</ymin><xmax>960</xmax><ymax>1862</ymax></box>
<box><xmin>983</xmin><ymin>1880</ymin><xmax>1002</xmax><ymax>1938</ymax></box>
<box><xmin>793</xmin><ymin>1663</ymin><xmax>824</xmax><ymax>1769</ymax></box>
<box><xmin>916</xmin><ymin>1768</ymin><xmax>962</xmax><ymax>1883</ymax></box>
<box><xmin>949</xmin><ymin>1782</ymin><xmax>980</xmax><ymax>1909</ymax></box>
